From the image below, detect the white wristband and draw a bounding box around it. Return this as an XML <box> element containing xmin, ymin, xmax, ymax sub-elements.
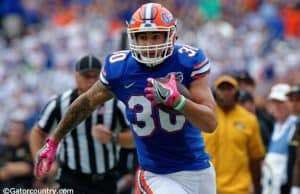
<box><xmin>173</xmin><ymin>95</ymin><xmax>187</xmax><ymax>111</ymax></box>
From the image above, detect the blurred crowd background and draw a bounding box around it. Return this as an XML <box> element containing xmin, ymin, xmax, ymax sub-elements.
<box><xmin>0</xmin><ymin>0</ymin><xmax>299</xmax><ymax>134</ymax></box>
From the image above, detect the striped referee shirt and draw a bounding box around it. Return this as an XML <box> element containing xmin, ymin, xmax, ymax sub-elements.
<box><xmin>37</xmin><ymin>89</ymin><xmax>128</xmax><ymax>174</ymax></box>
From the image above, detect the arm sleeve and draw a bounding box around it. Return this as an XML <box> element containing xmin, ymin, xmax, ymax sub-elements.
<box><xmin>99</xmin><ymin>51</ymin><xmax>129</xmax><ymax>91</ymax></box>
<box><xmin>180</xmin><ymin>48</ymin><xmax>211</xmax><ymax>85</ymax></box>
<box><xmin>100</xmin><ymin>55</ymin><xmax>112</xmax><ymax>87</ymax></box>
<box><xmin>190</xmin><ymin>58</ymin><xmax>210</xmax><ymax>80</ymax></box>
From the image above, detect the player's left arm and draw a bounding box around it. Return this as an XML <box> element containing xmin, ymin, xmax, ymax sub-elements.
<box><xmin>176</xmin><ymin>45</ymin><xmax>217</xmax><ymax>132</ymax></box>
<box><xmin>181</xmin><ymin>77</ymin><xmax>217</xmax><ymax>133</ymax></box>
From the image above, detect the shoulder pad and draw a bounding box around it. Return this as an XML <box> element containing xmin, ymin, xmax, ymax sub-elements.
<box><xmin>174</xmin><ymin>45</ymin><xmax>210</xmax><ymax>80</ymax></box>
<box><xmin>175</xmin><ymin>45</ymin><xmax>207</xmax><ymax>68</ymax></box>
<box><xmin>104</xmin><ymin>50</ymin><xmax>131</xmax><ymax>80</ymax></box>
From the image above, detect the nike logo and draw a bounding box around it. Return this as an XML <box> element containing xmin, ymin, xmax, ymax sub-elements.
<box><xmin>124</xmin><ymin>82</ymin><xmax>135</xmax><ymax>89</ymax></box>
<box><xmin>156</xmin><ymin>84</ymin><xmax>170</xmax><ymax>102</ymax></box>
<box><xmin>157</xmin><ymin>88</ymin><xmax>167</xmax><ymax>100</ymax></box>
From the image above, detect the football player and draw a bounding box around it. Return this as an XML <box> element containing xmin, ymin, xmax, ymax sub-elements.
<box><xmin>35</xmin><ymin>3</ymin><xmax>217</xmax><ymax>194</ymax></box>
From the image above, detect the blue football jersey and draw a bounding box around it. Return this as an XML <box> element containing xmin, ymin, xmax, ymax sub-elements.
<box><xmin>100</xmin><ymin>44</ymin><xmax>211</xmax><ymax>174</ymax></box>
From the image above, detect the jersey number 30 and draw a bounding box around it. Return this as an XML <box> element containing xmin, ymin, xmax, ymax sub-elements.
<box><xmin>109</xmin><ymin>48</ymin><xmax>194</xmax><ymax>137</ymax></box>
<box><xmin>128</xmin><ymin>96</ymin><xmax>186</xmax><ymax>137</ymax></box>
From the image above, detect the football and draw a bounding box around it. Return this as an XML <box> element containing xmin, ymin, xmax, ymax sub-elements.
<box><xmin>155</xmin><ymin>77</ymin><xmax>191</xmax><ymax>114</ymax></box>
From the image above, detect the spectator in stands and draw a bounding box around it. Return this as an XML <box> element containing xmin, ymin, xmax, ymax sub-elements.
<box><xmin>203</xmin><ymin>75</ymin><xmax>265</xmax><ymax>194</ymax></box>
<box><xmin>238</xmin><ymin>89</ymin><xmax>255</xmax><ymax>113</ymax></box>
<box><xmin>0</xmin><ymin>117</ymin><xmax>33</xmax><ymax>189</ymax></box>
<box><xmin>234</xmin><ymin>71</ymin><xmax>256</xmax><ymax>95</ymax></box>
<box><xmin>281</xmin><ymin>2</ymin><xmax>300</xmax><ymax>38</ymax></box>
<box><xmin>286</xmin><ymin>84</ymin><xmax>300</xmax><ymax>194</ymax></box>
<box><xmin>235</xmin><ymin>70</ymin><xmax>274</xmax><ymax>149</ymax></box>
<box><xmin>261</xmin><ymin>83</ymin><xmax>298</xmax><ymax>194</ymax></box>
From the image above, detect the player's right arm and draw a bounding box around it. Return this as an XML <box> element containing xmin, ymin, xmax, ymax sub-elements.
<box><xmin>35</xmin><ymin>52</ymin><xmax>125</xmax><ymax>176</ymax></box>
<box><xmin>51</xmin><ymin>81</ymin><xmax>113</xmax><ymax>142</ymax></box>
<box><xmin>34</xmin><ymin>81</ymin><xmax>113</xmax><ymax>176</ymax></box>
<box><xmin>50</xmin><ymin>51</ymin><xmax>129</xmax><ymax>142</ymax></box>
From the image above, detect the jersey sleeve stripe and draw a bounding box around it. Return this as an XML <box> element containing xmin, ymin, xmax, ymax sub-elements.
<box><xmin>191</xmin><ymin>69</ymin><xmax>210</xmax><ymax>79</ymax></box>
<box><xmin>193</xmin><ymin>58</ymin><xmax>209</xmax><ymax>69</ymax></box>
<box><xmin>191</xmin><ymin>62</ymin><xmax>210</xmax><ymax>77</ymax></box>
<box><xmin>100</xmin><ymin>72</ymin><xmax>109</xmax><ymax>85</ymax></box>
